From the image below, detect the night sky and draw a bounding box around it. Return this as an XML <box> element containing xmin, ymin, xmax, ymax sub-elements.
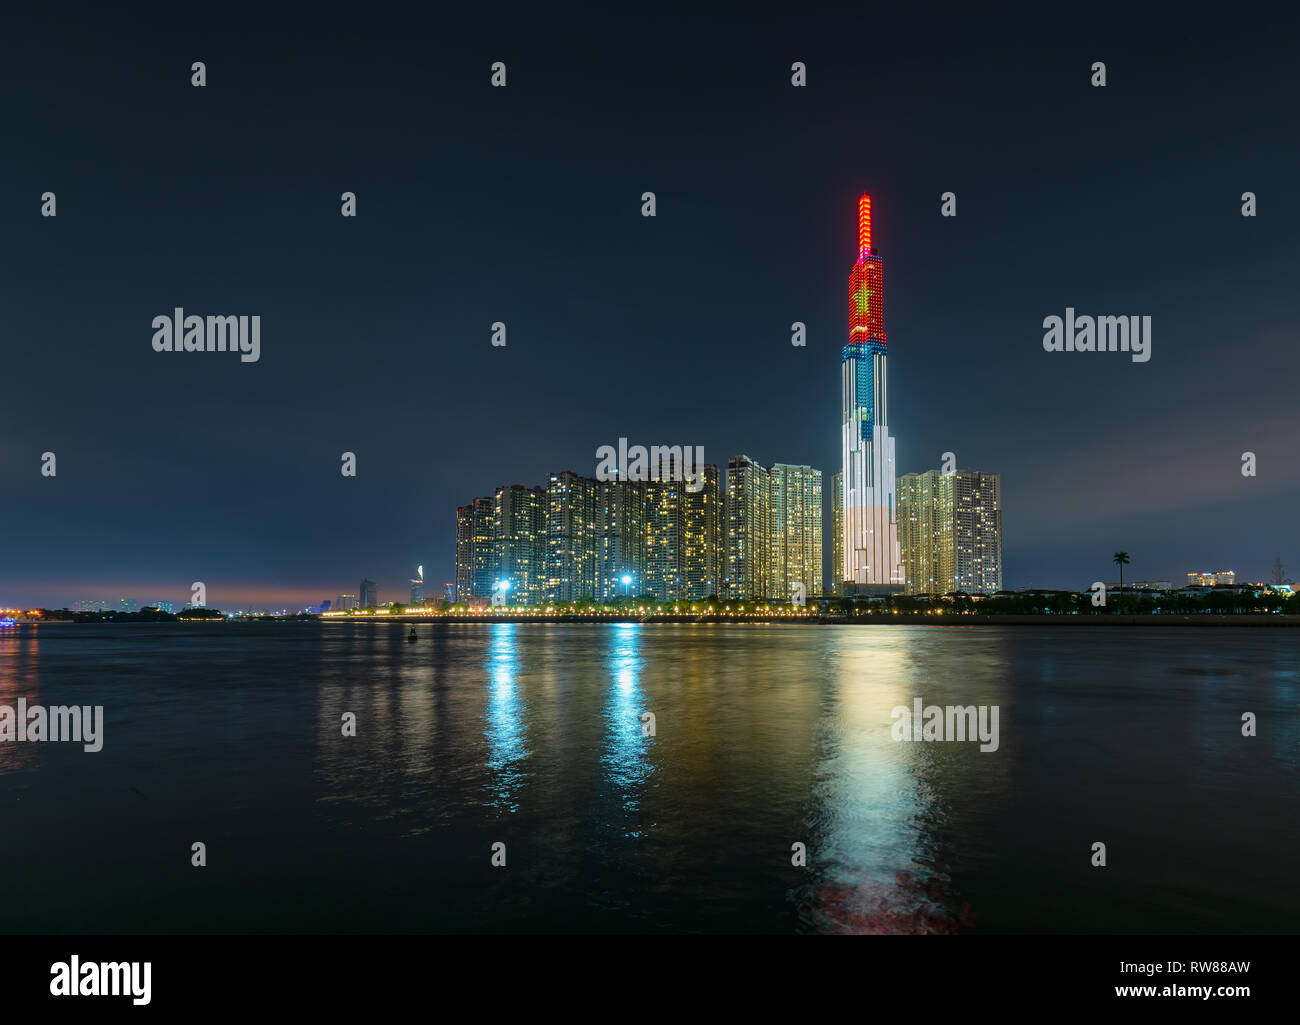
<box><xmin>2</xmin><ymin>5</ymin><xmax>1297</xmax><ymax>609</ymax></box>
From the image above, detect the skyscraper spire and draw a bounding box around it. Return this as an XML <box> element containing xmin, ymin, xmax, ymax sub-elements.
<box><xmin>857</xmin><ymin>193</ymin><xmax>872</xmax><ymax>256</ymax></box>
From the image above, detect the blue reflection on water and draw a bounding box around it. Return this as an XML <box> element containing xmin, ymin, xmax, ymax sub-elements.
<box><xmin>482</xmin><ymin>624</ymin><xmax>530</xmax><ymax>815</ymax></box>
<box><xmin>600</xmin><ymin>624</ymin><xmax>655</xmax><ymax>838</ymax></box>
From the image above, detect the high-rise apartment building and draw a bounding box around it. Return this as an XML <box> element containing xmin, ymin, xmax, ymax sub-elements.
<box><xmin>546</xmin><ymin>471</ymin><xmax>600</xmax><ymax>603</ymax></box>
<box><xmin>898</xmin><ymin>470</ymin><xmax>1002</xmax><ymax>595</ymax></box>
<box><xmin>454</xmin><ymin>505</ymin><xmax>474</xmax><ymax>602</ymax></box>
<box><xmin>771</xmin><ymin>463</ymin><xmax>823</xmax><ymax>601</ymax></box>
<box><xmin>495</xmin><ymin>485</ymin><xmax>546</xmax><ymax>604</ymax></box>
<box><xmin>469</xmin><ymin>497</ymin><xmax>495</xmax><ymax>599</ymax></box>
<box><xmin>359</xmin><ymin>579</ymin><xmax>378</xmax><ymax>608</ymax></box>
<box><xmin>645</xmin><ymin>478</ymin><xmax>684</xmax><ymax>601</ymax></box>
<box><xmin>598</xmin><ymin>477</ymin><xmax>647</xmax><ymax>600</ymax></box>
<box><xmin>727</xmin><ymin>455</ymin><xmax>772</xmax><ymax>600</ymax></box>
<box><xmin>680</xmin><ymin>463</ymin><xmax>722</xmax><ymax>600</ymax></box>
<box><xmin>455</xmin><ymin>497</ymin><xmax>498</xmax><ymax>602</ymax></box>
<box><xmin>831</xmin><ymin>471</ymin><xmax>843</xmax><ymax>596</ymax></box>
<box><xmin>452</xmin><ymin>467</ymin><xmax>730</xmax><ymax>607</ymax></box>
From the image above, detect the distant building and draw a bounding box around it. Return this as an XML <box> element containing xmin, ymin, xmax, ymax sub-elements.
<box><xmin>336</xmin><ymin>594</ymin><xmax>357</xmax><ymax>611</ymax></box>
<box><xmin>898</xmin><ymin>470</ymin><xmax>1002</xmax><ymax>595</ymax></box>
<box><xmin>359</xmin><ymin>579</ymin><xmax>378</xmax><ymax>608</ymax></box>
<box><xmin>1187</xmin><ymin>570</ymin><xmax>1235</xmax><ymax>587</ymax></box>
<box><xmin>147</xmin><ymin>600</ymin><xmax>175</xmax><ymax>613</ymax></box>
<box><xmin>319</xmin><ymin>599</ymin><xmax>331</xmax><ymax>612</ymax></box>
<box><xmin>409</xmin><ymin>566</ymin><xmax>425</xmax><ymax>606</ymax></box>
<box><xmin>117</xmin><ymin>597</ymin><xmax>140</xmax><ymax>613</ymax></box>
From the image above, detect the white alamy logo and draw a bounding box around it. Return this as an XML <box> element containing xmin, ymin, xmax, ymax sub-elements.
<box><xmin>50</xmin><ymin>956</ymin><xmax>151</xmax><ymax>1005</ymax></box>
<box><xmin>0</xmin><ymin>699</ymin><xmax>103</xmax><ymax>752</ymax></box>
<box><xmin>152</xmin><ymin>308</ymin><xmax>260</xmax><ymax>363</ymax></box>
<box><xmin>595</xmin><ymin>439</ymin><xmax>705</xmax><ymax>493</ymax></box>
<box><xmin>1042</xmin><ymin>308</ymin><xmax>1151</xmax><ymax>363</ymax></box>
<box><xmin>890</xmin><ymin>698</ymin><xmax>999</xmax><ymax>752</ymax></box>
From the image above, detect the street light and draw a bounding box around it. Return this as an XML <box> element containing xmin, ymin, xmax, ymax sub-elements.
<box><xmin>621</xmin><ymin>574</ymin><xmax>632</xmax><ymax>599</ymax></box>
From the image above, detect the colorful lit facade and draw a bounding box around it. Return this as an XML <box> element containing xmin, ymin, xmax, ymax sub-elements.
<box><xmin>841</xmin><ymin>193</ymin><xmax>902</xmax><ymax>588</ymax></box>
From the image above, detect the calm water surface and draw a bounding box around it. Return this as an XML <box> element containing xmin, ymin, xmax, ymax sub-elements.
<box><xmin>1</xmin><ymin>622</ymin><xmax>1296</xmax><ymax>933</ymax></box>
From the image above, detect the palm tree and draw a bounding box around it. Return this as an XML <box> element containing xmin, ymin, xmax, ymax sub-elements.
<box><xmin>1113</xmin><ymin>551</ymin><xmax>1130</xmax><ymax>590</ymax></box>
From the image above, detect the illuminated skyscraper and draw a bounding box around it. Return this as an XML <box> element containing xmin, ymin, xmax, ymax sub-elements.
<box><xmin>726</xmin><ymin>455</ymin><xmax>772</xmax><ymax>600</ymax></box>
<box><xmin>456</xmin><ymin>497</ymin><xmax>498</xmax><ymax>602</ymax></box>
<box><xmin>898</xmin><ymin>470</ymin><xmax>1002</xmax><ymax>595</ymax></box>
<box><xmin>454</xmin><ymin>505</ymin><xmax>474</xmax><ymax>601</ymax></box>
<box><xmin>359</xmin><ymin>578</ymin><xmax>378</xmax><ymax>608</ymax></box>
<box><xmin>841</xmin><ymin>194</ymin><xmax>902</xmax><ymax>589</ymax></box>
<box><xmin>409</xmin><ymin>566</ymin><xmax>425</xmax><ymax>605</ymax></box>
<box><xmin>680</xmin><ymin>463</ymin><xmax>722</xmax><ymax>600</ymax></box>
<box><xmin>645</xmin><ymin>477</ymin><xmax>683</xmax><ymax>602</ymax></box>
<box><xmin>546</xmin><ymin>471</ymin><xmax>599</xmax><ymax>603</ymax></box>
<box><xmin>469</xmin><ymin>497</ymin><xmax>496</xmax><ymax>599</ymax></box>
<box><xmin>831</xmin><ymin>471</ymin><xmax>843</xmax><ymax>596</ymax></box>
<box><xmin>495</xmin><ymin>485</ymin><xmax>546</xmax><ymax>603</ymax></box>
<box><xmin>771</xmin><ymin>463</ymin><xmax>823</xmax><ymax>600</ymax></box>
<box><xmin>598</xmin><ymin>476</ymin><xmax>646</xmax><ymax>601</ymax></box>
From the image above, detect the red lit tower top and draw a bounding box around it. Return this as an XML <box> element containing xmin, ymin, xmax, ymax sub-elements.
<box><xmin>848</xmin><ymin>193</ymin><xmax>886</xmax><ymax>348</ymax></box>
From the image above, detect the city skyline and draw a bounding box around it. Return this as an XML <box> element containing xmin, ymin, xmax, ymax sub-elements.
<box><xmin>3</xmin><ymin>9</ymin><xmax>1297</xmax><ymax>609</ymax></box>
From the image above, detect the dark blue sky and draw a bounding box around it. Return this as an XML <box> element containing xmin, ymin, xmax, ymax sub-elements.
<box><xmin>2</xmin><ymin>4</ymin><xmax>1297</xmax><ymax>608</ymax></box>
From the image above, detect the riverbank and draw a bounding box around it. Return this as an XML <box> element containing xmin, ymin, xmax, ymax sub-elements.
<box><xmin>362</xmin><ymin>613</ymin><xmax>1300</xmax><ymax>626</ymax></box>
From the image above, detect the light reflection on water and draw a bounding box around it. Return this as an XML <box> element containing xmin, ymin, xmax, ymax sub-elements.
<box><xmin>598</xmin><ymin>623</ymin><xmax>655</xmax><ymax>838</ymax></box>
<box><xmin>483</xmin><ymin>624</ymin><xmax>529</xmax><ymax>815</ymax></box>
<box><xmin>0</xmin><ymin>621</ymin><xmax>1296</xmax><ymax>933</ymax></box>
